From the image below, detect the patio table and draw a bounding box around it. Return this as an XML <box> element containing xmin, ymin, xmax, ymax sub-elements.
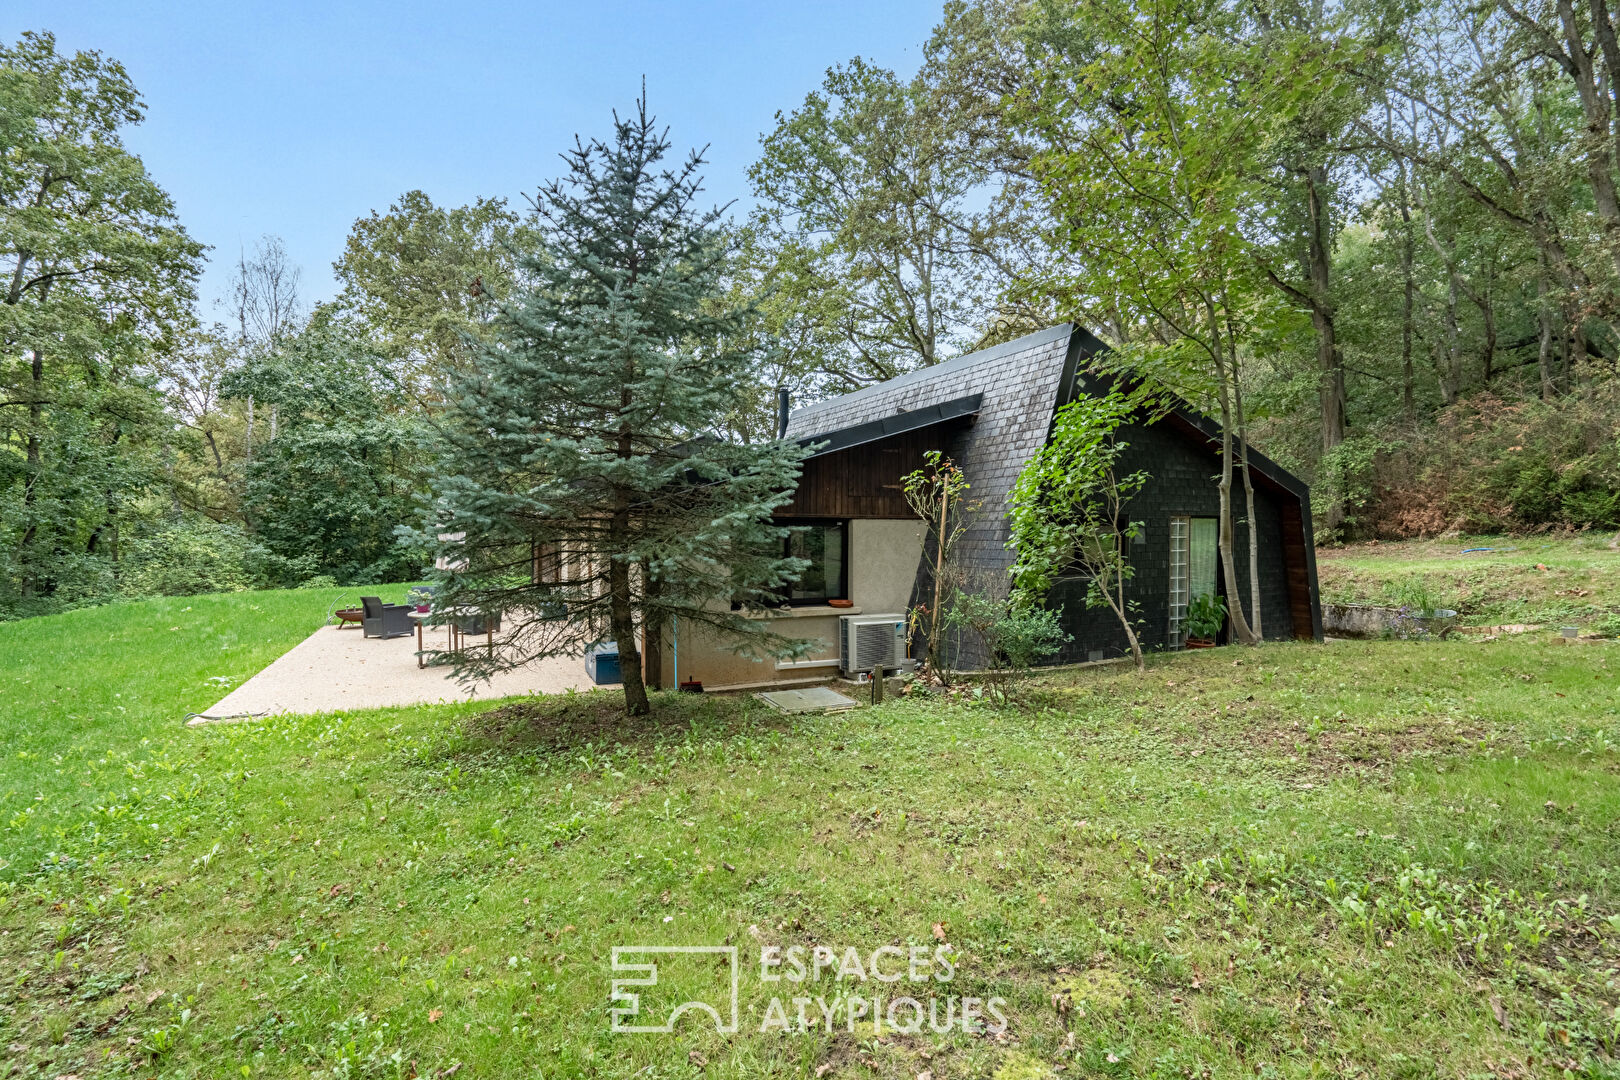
<box><xmin>410</xmin><ymin>608</ymin><xmax>496</xmax><ymax>669</ymax></box>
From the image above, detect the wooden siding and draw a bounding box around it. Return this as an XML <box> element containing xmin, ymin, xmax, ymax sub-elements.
<box><xmin>777</xmin><ymin>428</ymin><xmax>948</xmax><ymax>519</ymax></box>
<box><xmin>1278</xmin><ymin>500</ymin><xmax>1316</xmax><ymax>641</ymax></box>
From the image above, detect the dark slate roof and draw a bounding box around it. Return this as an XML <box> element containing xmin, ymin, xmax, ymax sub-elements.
<box><xmin>786</xmin><ymin>324</ymin><xmax>1075</xmax><ymax>441</ymax></box>
<box><xmin>787</xmin><ymin>322</ymin><xmax>1311</xmax><ymax>506</ymax></box>
<box><xmin>798</xmin><ymin>394</ymin><xmax>983</xmax><ymax>458</ymax></box>
<box><xmin>785</xmin><ymin>325</ymin><xmax>1082</xmax><ymax>509</ymax></box>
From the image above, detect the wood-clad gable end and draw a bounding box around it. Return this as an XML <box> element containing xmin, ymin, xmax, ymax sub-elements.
<box><xmin>778</xmin><ymin>428</ymin><xmax>946</xmax><ymax>519</ymax></box>
<box><xmin>1278</xmin><ymin>500</ymin><xmax>1316</xmax><ymax>641</ymax></box>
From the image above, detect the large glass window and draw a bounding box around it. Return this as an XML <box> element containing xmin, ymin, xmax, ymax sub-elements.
<box><xmin>781</xmin><ymin>520</ymin><xmax>847</xmax><ymax>604</ymax></box>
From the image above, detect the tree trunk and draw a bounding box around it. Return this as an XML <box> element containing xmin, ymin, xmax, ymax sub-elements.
<box><xmin>1102</xmin><ymin>474</ymin><xmax>1145</xmax><ymax>670</ymax></box>
<box><xmin>1232</xmin><ymin>365</ymin><xmax>1262</xmax><ymax>638</ymax></box>
<box><xmin>1421</xmin><ymin>210</ymin><xmax>1463</xmax><ymax>405</ymax></box>
<box><xmin>1204</xmin><ymin>301</ymin><xmax>1258</xmax><ymax>645</ymax></box>
<box><xmin>1398</xmin><ymin>162</ymin><xmax>1417</xmax><ymax>421</ymax></box>
<box><xmin>205</xmin><ymin>428</ymin><xmax>226</xmax><ymax>474</ymax></box>
<box><xmin>609</xmin><ymin>317</ymin><xmax>649</xmax><ymax>715</ymax></box>
<box><xmin>1555</xmin><ymin>0</ymin><xmax>1620</xmax><ymax>281</ymax></box>
<box><xmin>928</xmin><ymin>480</ymin><xmax>951</xmax><ymax>683</ymax></box>
<box><xmin>1239</xmin><ymin>433</ymin><xmax>1262</xmax><ymax>640</ymax></box>
<box><xmin>1104</xmin><ymin>571</ymin><xmax>1144</xmax><ymax>670</ymax></box>
<box><xmin>1305</xmin><ymin>167</ymin><xmax>1346</xmax><ymax>456</ymax></box>
<box><xmin>86</xmin><ymin>424</ymin><xmax>125</xmax><ymax>560</ymax></box>
<box><xmin>1570</xmin><ymin>311</ymin><xmax>1589</xmax><ymax>385</ymax></box>
<box><xmin>609</xmin><ymin>536</ymin><xmax>648</xmax><ymax>716</ymax></box>
<box><xmin>1537</xmin><ymin>257</ymin><xmax>1559</xmax><ymax>399</ymax></box>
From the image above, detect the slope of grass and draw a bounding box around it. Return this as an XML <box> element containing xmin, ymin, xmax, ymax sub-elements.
<box><xmin>1</xmin><ymin>592</ymin><xmax>1617</xmax><ymax>1078</ymax></box>
<box><xmin>0</xmin><ymin>585</ymin><xmax>413</xmax><ymax>883</ymax></box>
<box><xmin>1318</xmin><ymin>533</ymin><xmax>1620</xmax><ymax>628</ymax></box>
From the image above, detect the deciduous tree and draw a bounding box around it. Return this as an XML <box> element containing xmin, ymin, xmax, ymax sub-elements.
<box><xmin>0</xmin><ymin>32</ymin><xmax>202</xmax><ymax>613</ymax></box>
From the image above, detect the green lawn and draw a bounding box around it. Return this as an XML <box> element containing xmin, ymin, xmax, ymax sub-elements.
<box><xmin>1318</xmin><ymin>533</ymin><xmax>1620</xmax><ymax>629</ymax></box>
<box><xmin>0</xmin><ymin>585</ymin><xmax>415</xmax><ymax>882</ymax></box>
<box><xmin>1</xmin><ymin>589</ymin><xmax>1618</xmax><ymax>1078</ymax></box>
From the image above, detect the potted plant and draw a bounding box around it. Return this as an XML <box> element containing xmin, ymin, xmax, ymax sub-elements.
<box><xmin>1185</xmin><ymin>592</ymin><xmax>1226</xmax><ymax>648</ymax></box>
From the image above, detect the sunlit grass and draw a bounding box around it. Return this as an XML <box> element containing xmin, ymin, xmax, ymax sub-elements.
<box><xmin>0</xmin><ymin>585</ymin><xmax>413</xmax><ymax>881</ymax></box>
<box><xmin>0</xmin><ymin>589</ymin><xmax>1617</xmax><ymax>1077</ymax></box>
<box><xmin>1318</xmin><ymin>532</ymin><xmax>1620</xmax><ymax>628</ymax></box>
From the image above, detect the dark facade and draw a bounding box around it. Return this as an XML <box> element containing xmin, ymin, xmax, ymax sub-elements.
<box><xmin>782</xmin><ymin>324</ymin><xmax>1322</xmax><ymax>668</ymax></box>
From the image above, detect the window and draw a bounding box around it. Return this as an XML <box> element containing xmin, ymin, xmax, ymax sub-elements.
<box><xmin>1167</xmin><ymin>516</ymin><xmax>1218</xmax><ymax>647</ymax></box>
<box><xmin>779</xmin><ymin>519</ymin><xmax>847</xmax><ymax>605</ymax></box>
<box><xmin>1168</xmin><ymin>517</ymin><xmax>1190</xmax><ymax>647</ymax></box>
<box><xmin>1189</xmin><ymin>517</ymin><xmax>1217</xmax><ymax>599</ymax></box>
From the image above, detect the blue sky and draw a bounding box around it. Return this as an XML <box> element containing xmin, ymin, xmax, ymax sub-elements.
<box><xmin>2</xmin><ymin>1</ymin><xmax>940</xmax><ymax>319</ymax></box>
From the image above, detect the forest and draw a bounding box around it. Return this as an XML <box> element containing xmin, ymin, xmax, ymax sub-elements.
<box><xmin>5</xmin><ymin>0</ymin><xmax>1620</xmax><ymax>621</ymax></box>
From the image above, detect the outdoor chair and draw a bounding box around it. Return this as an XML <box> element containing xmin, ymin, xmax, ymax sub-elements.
<box><xmin>455</xmin><ymin>612</ymin><xmax>501</xmax><ymax>637</ymax></box>
<box><xmin>360</xmin><ymin>596</ymin><xmax>412</xmax><ymax>639</ymax></box>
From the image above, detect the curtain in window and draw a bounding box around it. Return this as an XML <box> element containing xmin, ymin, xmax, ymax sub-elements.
<box><xmin>1189</xmin><ymin>518</ymin><xmax>1218</xmax><ymax>600</ymax></box>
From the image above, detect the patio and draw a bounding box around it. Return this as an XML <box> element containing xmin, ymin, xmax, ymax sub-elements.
<box><xmin>190</xmin><ymin>621</ymin><xmax>599</xmax><ymax>724</ymax></box>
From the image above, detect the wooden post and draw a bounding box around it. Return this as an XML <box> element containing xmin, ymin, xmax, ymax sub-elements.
<box><xmin>870</xmin><ymin>668</ymin><xmax>884</xmax><ymax>705</ymax></box>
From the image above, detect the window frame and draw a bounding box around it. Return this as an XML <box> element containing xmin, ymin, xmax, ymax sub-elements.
<box><xmin>775</xmin><ymin>518</ymin><xmax>849</xmax><ymax>606</ymax></box>
<box><xmin>1167</xmin><ymin>516</ymin><xmax>1191</xmax><ymax>648</ymax></box>
<box><xmin>1167</xmin><ymin>515</ymin><xmax>1218</xmax><ymax>647</ymax></box>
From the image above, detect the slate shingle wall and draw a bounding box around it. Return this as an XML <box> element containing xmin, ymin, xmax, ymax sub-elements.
<box><xmin>787</xmin><ymin>326</ymin><xmax>1078</xmax><ymax>670</ymax></box>
<box><xmin>1047</xmin><ymin>420</ymin><xmax>1296</xmax><ymax>664</ymax></box>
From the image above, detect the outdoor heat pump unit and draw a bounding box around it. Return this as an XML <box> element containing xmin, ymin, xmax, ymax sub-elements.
<box><xmin>838</xmin><ymin>614</ymin><xmax>907</xmax><ymax>676</ymax></box>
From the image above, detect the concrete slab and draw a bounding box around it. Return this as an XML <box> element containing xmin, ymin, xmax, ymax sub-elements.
<box><xmin>753</xmin><ymin>686</ymin><xmax>859</xmax><ymax>714</ymax></box>
<box><xmin>190</xmin><ymin>624</ymin><xmax>600</xmax><ymax>723</ymax></box>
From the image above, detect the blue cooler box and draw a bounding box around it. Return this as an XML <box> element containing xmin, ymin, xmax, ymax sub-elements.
<box><xmin>585</xmin><ymin>642</ymin><xmax>621</xmax><ymax>685</ymax></box>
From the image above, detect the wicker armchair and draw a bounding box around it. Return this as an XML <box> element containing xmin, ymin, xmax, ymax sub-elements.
<box><xmin>360</xmin><ymin>596</ymin><xmax>412</xmax><ymax>639</ymax></box>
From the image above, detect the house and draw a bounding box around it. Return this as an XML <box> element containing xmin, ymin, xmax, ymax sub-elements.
<box><xmin>659</xmin><ymin>323</ymin><xmax>1323</xmax><ymax>690</ymax></box>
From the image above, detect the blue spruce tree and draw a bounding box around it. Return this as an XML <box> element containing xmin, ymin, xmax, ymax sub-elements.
<box><xmin>423</xmin><ymin>98</ymin><xmax>811</xmax><ymax>715</ymax></box>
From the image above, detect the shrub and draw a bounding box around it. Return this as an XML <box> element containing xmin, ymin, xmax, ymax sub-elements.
<box><xmin>939</xmin><ymin>588</ymin><xmax>1069</xmax><ymax>704</ymax></box>
<box><xmin>1328</xmin><ymin>382</ymin><xmax>1620</xmax><ymax>538</ymax></box>
<box><xmin>1383</xmin><ymin>575</ymin><xmax>1445</xmax><ymax>617</ymax></box>
<box><xmin>118</xmin><ymin>520</ymin><xmax>261</xmax><ymax>598</ymax></box>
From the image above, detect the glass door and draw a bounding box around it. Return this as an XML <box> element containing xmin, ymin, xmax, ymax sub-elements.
<box><xmin>1168</xmin><ymin>516</ymin><xmax>1219</xmax><ymax>648</ymax></box>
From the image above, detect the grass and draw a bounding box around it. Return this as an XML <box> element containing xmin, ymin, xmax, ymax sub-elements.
<box><xmin>0</xmin><ymin>584</ymin><xmax>415</xmax><ymax>881</ymax></box>
<box><xmin>1318</xmin><ymin>532</ymin><xmax>1620</xmax><ymax>629</ymax></box>
<box><xmin>0</xmin><ymin>589</ymin><xmax>1617</xmax><ymax>1078</ymax></box>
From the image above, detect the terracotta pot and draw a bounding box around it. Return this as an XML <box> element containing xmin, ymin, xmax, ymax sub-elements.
<box><xmin>1185</xmin><ymin>637</ymin><xmax>1215</xmax><ymax>649</ymax></box>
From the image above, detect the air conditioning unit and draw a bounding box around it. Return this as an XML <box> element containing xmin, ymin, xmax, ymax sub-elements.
<box><xmin>839</xmin><ymin>614</ymin><xmax>908</xmax><ymax>676</ymax></box>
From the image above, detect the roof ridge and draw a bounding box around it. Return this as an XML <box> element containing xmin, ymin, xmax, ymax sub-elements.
<box><xmin>787</xmin><ymin>323</ymin><xmax>1073</xmax><ymax>423</ymax></box>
